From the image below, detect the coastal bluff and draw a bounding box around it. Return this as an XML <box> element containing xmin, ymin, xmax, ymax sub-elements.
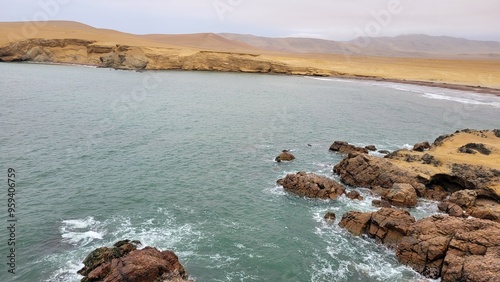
<box><xmin>334</xmin><ymin>129</ymin><xmax>500</xmax><ymax>222</ymax></box>
<box><xmin>2</xmin><ymin>21</ymin><xmax>500</xmax><ymax>92</ymax></box>
<box><xmin>331</xmin><ymin>129</ymin><xmax>500</xmax><ymax>281</ymax></box>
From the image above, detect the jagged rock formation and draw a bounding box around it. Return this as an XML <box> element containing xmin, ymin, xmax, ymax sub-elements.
<box><xmin>78</xmin><ymin>240</ymin><xmax>192</xmax><ymax>282</ymax></box>
<box><xmin>339</xmin><ymin>208</ymin><xmax>416</xmax><ymax>249</ymax></box>
<box><xmin>382</xmin><ymin>183</ymin><xmax>418</xmax><ymax>208</ymax></box>
<box><xmin>277</xmin><ymin>172</ymin><xmax>345</xmax><ymax>199</ymax></box>
<box><xmin>329</xmin><ymin>141</ymin><xmax>369</xmax><ymax>155</ymax></box>
<box><xmin>397</xmin><ymin>215</ymin><xmax>500</xmax><ymax>281</ymax></box>
<box><xmin>338</xmin><ymin>210</ymin><xmax>500</xmax><ymax>282</ymax></box>
<box><xmin>334</xmin><ymin>129</ymin><xmax>500</xmax><ymax>222</ymax></box>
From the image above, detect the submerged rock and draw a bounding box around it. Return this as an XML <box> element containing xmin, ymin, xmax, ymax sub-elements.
<box><xmin>324</xmin><ymin>212</ymin><xmax>336</xmax><ymax>223</ymax></box>
<box><xmin>277</xmin><ymin>172</ymin><xmax>345</xmax><ymax>199</ymax></box>
<box><xmin>78</xmin><ymin>240</ymin><xmax>192</xmax><ymax>282</ymax></box>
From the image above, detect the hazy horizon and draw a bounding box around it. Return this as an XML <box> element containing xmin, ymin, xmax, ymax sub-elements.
<box><xmin>1</xmin><ymin>0</ymin><xmax>499</xmax><ymax>42</ymax></box>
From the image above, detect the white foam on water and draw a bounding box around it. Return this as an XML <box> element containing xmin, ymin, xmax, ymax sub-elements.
<box><xmin>309</xmin><ymin>201</ymin><xmax>439</xmax><ymax>282</ymax></box>
<box><xmin>45</xmin><ymin>209</ymin><xmax>203</xmax><ymax>281</ymax></box>
<box><xmin>60</xmin><ymin>217</ymin><xmax>105</xmax><ymax>246</ymax></box>
<box><xmin>304</xmin><ymin>76</ymin><xmax>334</xmax><ymax>82</ymax></box>
<box><xmin>422</xmin><ymin>93</ymin><xmax>500</xmax><ymax>108</ymax></box>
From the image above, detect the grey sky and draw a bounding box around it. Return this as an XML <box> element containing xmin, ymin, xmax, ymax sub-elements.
<box><xmin>2</xmin><ymin>0</ymin><xmax>500</xmax><ymax>41</ymax></box>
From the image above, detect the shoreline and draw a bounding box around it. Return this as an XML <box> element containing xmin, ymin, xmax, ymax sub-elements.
<box><xmin>4</xmin><ymin>60</ymin><xmax>500</xmax><ymax>98</ymax></box>
<box><xmin>335</xmin><ymin>74</ymin><xmax>500</xmax><ymax>97</ymax></box>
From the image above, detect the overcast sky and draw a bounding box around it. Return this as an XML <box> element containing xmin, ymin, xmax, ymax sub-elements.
<box><xmin>2</xmin><ymin>0</ymin><xmax>500</xmax><ymax>41</ymax></box>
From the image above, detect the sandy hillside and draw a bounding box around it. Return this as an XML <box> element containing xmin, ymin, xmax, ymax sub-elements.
<box><xmin>1</xmin><ymin>21</ymin><xmax>500</xmax><ymax>89</ymax></box>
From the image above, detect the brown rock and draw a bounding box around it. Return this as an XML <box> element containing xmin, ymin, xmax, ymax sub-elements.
<box><xmin>277</xmin><ymin>172</ymin><xmax>345</xmax><ymax>199</ymax></box>
<box><xmin>78</xmin><ymin>240</ymin><xmax>192</xmax><ymax>282</ymax></box>
<box><xmin>338</xmin><ymin>211</ymin><xmax>372</xmax><ymax>236</ymax></box>
<box><xmin>382</xmin><ymin>183</ymin><xmax>418</xmax><ymax>208</ymax></box>
<box><xmin>365</xmin><ymin>145</ymin><xmax>377</xmax><ymax>151</ymax></box>
<box><xmin>329</xmin><ymin>141</ymin><xmax>369</xmax><ymax>154</ymax></box>
<box><xmin>396</xmin><ymin>215</ymin><xmax>500</xmax><ymax>281</ymax></box>
<box><xmin>275</xmin><ymin>150</ymin><xmax>295</xmax><ymax>162</ymax></box>
<box><xmin>372</xmin><ymin>199</ymin><xmax>392</xmax><ymax>208</ymax></box>
<box><xmin>339</xmin><ymin>208</ymin><xmax>416</xmax><ymax>249</ymax></box>
<box><xmin>438</xmin><ymin>202</ymin><xmax>465</xmax><ymax>217</ymax></box>
<box><xmin>448</xmin><ymin>189</ymin><xmax>477</xmax><ymax>209</ymax></box>
<box><xmin>367</xmin><ymin>208</ymin><xmax>416</xmax><ymax>248</ymax></box>
<box><xmin>346</xmin><ymin>190</ymin><xmax>363</xmax><ymax>201</ymax></box>
<box><xmin>422</xmin><ymin>184</ymin><xmax>450</xmax><ymax>201</ymax></box>
<box><xmin>333</xmin><ymin>154</ymin><xmax>425</xmax><ymax>195</ymax></box>
<box><xmin>413</xmin><ymin>141</ymin><xmax>431</xmax><ymax>152</ymax></box>
<box><xmin>324</xmin><ymin>212</ymin><xmax>336</xmax><ymax>222</ymax></box>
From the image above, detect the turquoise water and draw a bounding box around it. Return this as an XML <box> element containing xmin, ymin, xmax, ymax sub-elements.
<box><xmin>1</xmin><ymin>63</ymin><xmax>499</xmax><ymax>282</ymax></box>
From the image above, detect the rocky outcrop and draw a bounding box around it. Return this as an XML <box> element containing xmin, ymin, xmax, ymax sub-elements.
<box><xmin>412</xmin><ymin>141</ymin><xmax>431</xmax><ymax>152</ymax></box>
<box><xmin>339</xmin><ymin>208</ymin><xmax>416</xmax><ymax>249</ymax></box>
<box><xmin>396</xmin><ymin>215</ymin><xmax>500</xmax><ymax>281</ymax></box>
<box><xmin>449</xmin><ymin>189</ymin><xmax>477</xmax><ymax>209</ymax></box>
<box><xmin>438</xmin><ymin>202</ymin><xmax>465</xmax><ymax>217</ymax></box>
<box><xmin>382</xmin><ymin>183</ymin><xmax>418</xmax><ymax>208</ymax></box>
<box><xmin>334</xmin><ymin>130</ymin><xmax>500</xmax><ymax>222</ymax></box>
<box><xmin>346</xmin><ymin>190</ymin><xmax>363</xmax><ymax>201</ymax></box>
<box><xmin>365</xmin><ymin>145</ymin><xmax>377</xmax><ymax>151</ymax></box>
<box><xmin>275</xmin><ymin>150</ymin><xmax>295</xmax><ymax>162</ymax></box>
<box><xmin>277</xmin><ymin>172</ymin><xmax>345</xmax><ymax>199</ymax></box>
<box><xmin>333</xmin><ymin>153</ymin><xmax>426</xmax><ymax>196</ymax></box>
<box><xmin>459</xmin><ymin>143</ymin><xmax>492</xmax><ymax>155</ymax></box>
<box><xmin>329</xmin><ymin>141</ymin><xmax>368</xmax><ymax>155</ymax></box>
<box><xmin>339</xmin><ymin>210</ymin><xmax>500</xmax><ymax>282</ymax></box>
<box><xmin>78</xmin><ymin>240</ymin><xmax>192</xmax><ymax>282</ymax></box>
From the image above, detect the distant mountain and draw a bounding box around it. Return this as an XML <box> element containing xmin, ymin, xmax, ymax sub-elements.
<box><xmin>219</xmin><ymin>33</ymin><xmax>500</xmax><ymax>58</ymax></box>
<box><xmin>140</xmin><ymin>33</ymin><xmax>260</xmax><ymax>52</ymax></box>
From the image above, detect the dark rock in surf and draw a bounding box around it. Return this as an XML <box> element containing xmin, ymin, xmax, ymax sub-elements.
<box><xmin>329</xmin><ymin>141</ymin><xmax>369</xmax><ymax>154</ymax></box>
<box><xmin>275</xmin><ymin>150</ymin><xmax>295</xmax><ymax>162</ymax></box>
<box><xmin>365</xmin><ymin>145</ymin><xmax>377</xmax><ymax>151</ymax></box>
<box><xmin>346</xmin><ymin>190</ymin><xmax>363</xmax><ymax>201</ymax></box>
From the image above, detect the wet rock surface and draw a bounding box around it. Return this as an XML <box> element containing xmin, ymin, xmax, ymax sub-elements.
<box><xmin>78</xmin><ymin>240</ymin><xmax>192</xmax><ymax>282</ymax></box>
<box><xmin>396</xmin><ymin>215</ymin><xmax>500</xmax><ymax>281</ymax></box>
<box><xmin>277</xmin><ymin>172</ymin><xmax>345</xmax><ymax>199</ymax></box>
<box><xmin>329</xmin><ymin>141</ymin><xmax>368</xmax><ymax>155</ymax></box>
<box><xmin>275</xmin><ymin>150</ymin><xmax>295</xmax><ymax>162</ymax></box>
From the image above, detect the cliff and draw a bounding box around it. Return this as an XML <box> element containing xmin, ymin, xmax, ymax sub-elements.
<box><xmin>1</xmin><ymin>21</ymin><xmax>500</xmax><ymax>92</ymax></box>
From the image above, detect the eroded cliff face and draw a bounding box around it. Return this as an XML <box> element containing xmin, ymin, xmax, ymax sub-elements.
<box><xmin>0</xmin><ymin>38</ymin><xmax>337</xmax><ymax>75</ymax></box>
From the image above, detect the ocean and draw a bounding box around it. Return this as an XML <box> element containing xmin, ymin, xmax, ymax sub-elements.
<box><xmin>1</xmin><ymin>63</ymin><xmax>499</xmax><ymax>282</ymax></box>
